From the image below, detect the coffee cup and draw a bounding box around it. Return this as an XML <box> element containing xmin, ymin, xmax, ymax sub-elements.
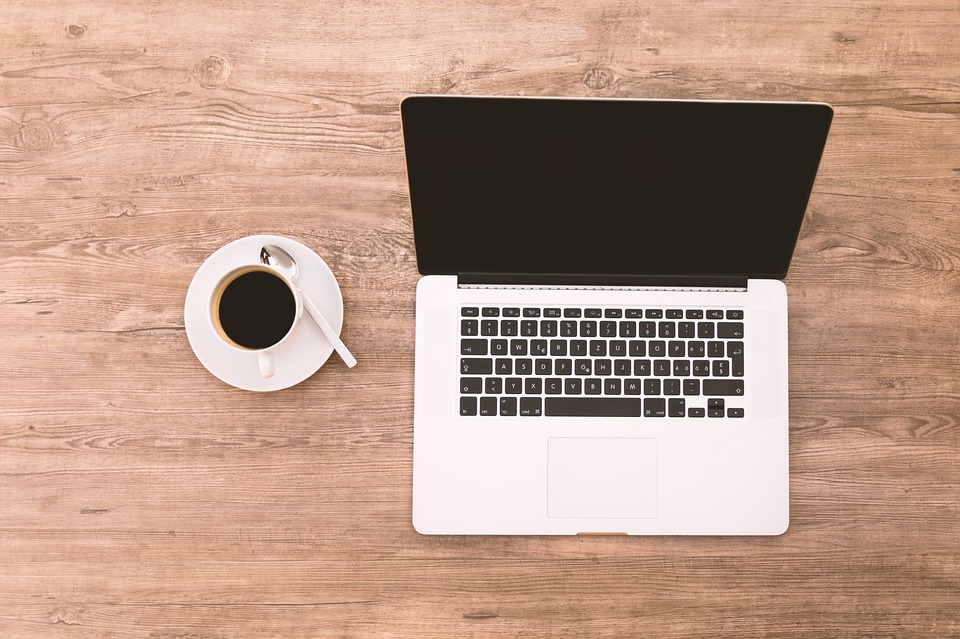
<box><xmin>209</xmin><ymin>264</ymin><xmax>304</xmax><ymax>378</ymax></box>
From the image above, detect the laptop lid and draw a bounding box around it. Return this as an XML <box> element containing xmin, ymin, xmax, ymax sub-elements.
<box><xmin>401</xmin><ymin>95</ymin><xmax>832</xmax><ymax>286</ymax></box>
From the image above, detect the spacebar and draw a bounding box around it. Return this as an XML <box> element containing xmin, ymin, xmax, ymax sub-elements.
<box><xmin>545</xmin><ymin>398</ymin><xmax>641</xmax><ymax>417</ymax></box>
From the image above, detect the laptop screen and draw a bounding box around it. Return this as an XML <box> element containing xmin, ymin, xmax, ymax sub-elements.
<box><xmin>402</xmin><ymin>96</ymin><xmax>832</xmax><ymax>282</ymax></box>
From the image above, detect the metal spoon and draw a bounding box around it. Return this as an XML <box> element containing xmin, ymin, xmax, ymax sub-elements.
<box><xmin>260</xmin><ymin>244</ymin><xmax>357</xmax><ymax>368</ymax></box>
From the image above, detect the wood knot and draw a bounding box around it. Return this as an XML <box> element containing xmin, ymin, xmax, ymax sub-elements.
<box><xmin>582</xmin><ymin>66</ymin><xmax>618</xmax><ymax>96</ymax></box>
<box><xmin>195</xmin><ymin>55</ymin><xmax>230</xmax><ymax>88</ymax></box>
<box><xmin>18</xmin><ymin>119</ymin><xmax>63</xmax><ymax>152</ymax></box>
<box><xmin>66</xmin><ymin>24</ymin><xmax>86</xmax><ymax>38</ymax></box>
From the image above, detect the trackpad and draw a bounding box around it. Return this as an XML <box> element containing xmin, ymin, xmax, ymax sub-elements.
<box><xmin>548</xmin><ymin>437</ymin><xmax>658</xmax><ymax>519</ymax></box>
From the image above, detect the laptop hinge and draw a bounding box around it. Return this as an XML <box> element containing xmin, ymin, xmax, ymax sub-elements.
<box><xmin>457</xmin><ymin>273</ymin><xmax>749</xmax><ymax>291</ymax></box>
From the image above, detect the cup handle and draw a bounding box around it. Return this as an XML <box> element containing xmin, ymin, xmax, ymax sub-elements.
<box><xmin>258</xmin><ymin>350</ymin><xmax>275</xmax><ymax>378</ymax></box>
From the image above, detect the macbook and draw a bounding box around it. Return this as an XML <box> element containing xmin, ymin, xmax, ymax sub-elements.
<box><xmin>401</xmin><ymin>95</ymin><xmax>832</xmax><ymax>535</ymax></box>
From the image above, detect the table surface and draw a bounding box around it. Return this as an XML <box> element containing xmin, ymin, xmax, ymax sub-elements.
<box><xmin>2</xmin><ymin>1</ymin><xmax>958</xmax><ymax>637</ymax></box>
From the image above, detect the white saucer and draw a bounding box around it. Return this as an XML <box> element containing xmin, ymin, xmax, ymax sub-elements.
<box><xmin>184</xmin><ymin>235</ymin><xmax>345</xmax><ymax>391</ymax></box>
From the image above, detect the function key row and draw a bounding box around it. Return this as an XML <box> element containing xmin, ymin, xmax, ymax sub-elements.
<box><xmin>462</xmin><ymin>307</ymin><xmax>744</xmax><ymax>320</ymax></box>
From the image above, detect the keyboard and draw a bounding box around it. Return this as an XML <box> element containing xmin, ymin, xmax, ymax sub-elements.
<box><xmin>459</xmin><ymin>306</ymin><xmax>745</xmax><ymax>418</ymax></box>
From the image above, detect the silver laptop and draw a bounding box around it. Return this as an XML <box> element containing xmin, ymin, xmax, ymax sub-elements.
<box><xmin>401</xmin><ymin>95</ymin><xmax>832</xmax><ymax>535</ymax></box>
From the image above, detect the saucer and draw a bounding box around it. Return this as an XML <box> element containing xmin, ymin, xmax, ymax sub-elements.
<box><xmin>184</xmin><ymin>235</ymin><xmax>345</xmax><ymax>391</ymax></box>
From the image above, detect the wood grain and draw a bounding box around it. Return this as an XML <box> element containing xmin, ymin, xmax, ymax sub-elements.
<box><xmin>2</xmin><ymin>0</ymin><xmax>959</xmax><ymax>637</ymax></box>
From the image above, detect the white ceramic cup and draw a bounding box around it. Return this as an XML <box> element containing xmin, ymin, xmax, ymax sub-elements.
<box><xmin>209</xmin><ymin>264</ymin><xmax>304</xmax><ymax>378</ymax></box>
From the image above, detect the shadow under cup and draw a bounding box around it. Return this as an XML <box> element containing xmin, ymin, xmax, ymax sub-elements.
<box><xmin>211</xmin><ymin>266</ymin><xmax>298</xmax><ymax>351</ymax></box>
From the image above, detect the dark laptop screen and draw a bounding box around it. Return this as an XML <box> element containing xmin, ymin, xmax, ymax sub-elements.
<box><xmin>401</xmin><ymin>96</ymin><xmax>832</xmax><ymax>281</ymax></box>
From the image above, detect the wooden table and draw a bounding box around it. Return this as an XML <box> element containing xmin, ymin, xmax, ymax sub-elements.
<box><xmin>2</xmin><ymin>1</ymin><xmax>958</xmax><ymax>637</ymax></box>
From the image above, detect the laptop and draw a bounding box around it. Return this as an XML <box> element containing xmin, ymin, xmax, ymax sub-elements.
<box><xmin>401</xmin><ymin>95</ymin><xmax>832</xmax><ymax>535</ymax></box>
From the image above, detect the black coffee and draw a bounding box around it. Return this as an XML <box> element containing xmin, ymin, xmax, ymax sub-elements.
<box><xmin>217</xmin><ymin>270</ymin><xmax>296</xmax><ymax>349</ymax></box>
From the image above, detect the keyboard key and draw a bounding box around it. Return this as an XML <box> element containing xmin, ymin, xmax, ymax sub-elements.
<box><xmin>499</xmin><ymin>397</ymin><xmax>517</xmax><ymax>416</ymax></box>
<box><xmin>688</xmin><ymin>341</ymin><xmax>705</xmax><ymax>357</ymax></box>
<box><xmin>461</xmin><ymin>377</ymin><xmax>482</xmax><ymax>394</ymax></box>
<box><xmin>625</xmin><ymin>309</ymin><xmax>643</xmax><ymax>318</ymax></box>
<box><xmin>673</xmin><ymin>360</ymin><xmax>691</xmax><ymax>376</ymax></box>
<box><xmin>698</xmin><ymin>322</ymin><xmax>715</xmax><ymax>338</ymax></box>
<box><xmin>707</xmin><ymin>310</ymin><xmax>724</xmax><ymax>319</ymax></box>
<box><xmin>510</xmin><ymin>339</ymin><xmax>528</xmax><ymax>356</ymax></box>
<box><xmin>515</xmin><ymin>358</ymin><xmax>533</xmax><ymax>375</ymax></box>
<box><xmin>600</xmin><ymin>321</ymin><xmax>617</xmax><ymax>337</ymax></box>
<box><xmin>585</xmin><ymin>308</ymin><xmax>602</xmax><ymax>318</ymax></box>
<box><xmin>663</xmin><ymin>379</ymin><xmax>680</xmax><ymax>395</ymax></box>
<box><xmin>669</xmin><ymin>398</ymin><xmax>685</xmax><ymax>417</ymax></box>
<box><xmin>461</xmin><ymin>358</ymin><xmax>492</xmax><ymax>375</ymax></box>
<box><xmin>658</xmin><ymin>321</ymin><xmax>676</xmax><ymax>338</ymax></box>
<box><xmin>505</xmin><ymin>378</ymin><xmax>523</xmax><ymax>394</ymax></box>
<box><xmin>678</xmin><ymin>321</ymin><xmax>695</xmax><ymax>338</ymax></box>
<box><xmin>638</xmin><ymin>321</ymin><xmax>656</xmax><ymax>337</ymax></box>
<box><xmin>654</xmin><ymin>360</ymin><xmax>670</xmax><ymax>376</ymax></box>
<box><xmin>540</xmin><ymin>320</ymin><xmax>558</xmax><ymax>336</ymax></box>
<box><xmin>666</xmin><ymin>309</ymin><xmax>684</xmax><ymax>319</ymax></box>
<box><xmin>634</xmin><ymin>359</ymin><xmax>651</xmax><ymax>376</ymax></box>
<box><xmin>645</xmin><ymin>309</ymin><xmax>663</xmax><ymax>319</ymax></box>
<box><xmin>585</xmin><ymin>379</ymin><xmax>602</xmax><ymax>394</ymax></box>
<box><xmin>521</xmin><ymin>320</ymin><xmax>538</xmax><ymax>336</ymax></box>
<box><xmin>485</xmin><ymin>377</ymin><xmax>502</xmax><ymax>394</ymax></box>
<box><xmin>708</xmin><ymin>398</ymin><xmax>724</xmax><ymax>418</ymax></box>
<box><xmin>729</xmin><ymin>341</ymin><xmax>745</xmax><ymax>377</ymax></box>
<box><xmin>503</xmin><ymin>307</ymin><xmax>521</xmax><ymax>317</ymax></box>
<box><xmin>461</xmin><ymin>339</ymin><xmax>487</xmax><ymax>355</ymax></box>
<box><xmin>556</xmin><ymin>359</ymin><xmax>572</xmax><ymax>375</ymax></box>
<box><xmin>544</xmin><ymin>308</ymin><xmax>562</xmax><ymax>317</ymax></box>
<box><xmin>575</xmin><ymin>359</ymin><xmax>592</xmax><ymax>375</ymax></box>
<box><xmin>524</xmin><ymin>378</ymin><xmax>542</xmax><ymax>394</ymax></box>
<box><xmin>570</xmin><ymin>340</ymin><xmax>587</xmax><ymax>356</ymax></box>
<box><xmin>708</xmin><ymin>341</ymin><xmax>725</xmax><ymax>357</ymax></box>
<box><xmin>523</xmin><ymin>308</ymin><xmax>541</xmax><ymax>317</ymax></box>
<box><xmin>482</xmin><ymin>307</ymin><xmax>500</xmax><ymax>317</ymax></box>
<box><xmin>692</xmin><ymin>360</ymin><xmax>710</xmax><ymax>376</ymax></box>
<box><xmin>561</xmin><ymin>321</ymin><xmax>578</xmax><ymax>337</ymax></box>
<box><xmin>461</xmin><ymin>319</ymin><xmax>478</xmax><ymax>336</ymax></box>
<box><xmin>712</xmin><ymin>360</ymin><xmax>729</xmax><ymax>377</ymax></box>
<box><xmin>495</xmin><ymin>358</ymin><xmax>512</xmax><ymax>375</ymax></box>
<box><xmin>550</xmin><ymin>340</ymin><xmax>567</xmax><ymax>356</ymax></box>
<box><xmin>563</xmin><ymin>308</ymin><xmax>582</xmax><ymax>318</ymax></box>
<box><xmin>595</xmin><ymin>359</ymin><xmax>612</xmax><ymax>376</ymax></box>
<box><xmin>564</xmin><ymin>378</ymin><xmax>582</xmax><ymax>395</ymax></box>
<box><xmin>580</xmin><ymin>320</ymin><xmax>597</xmax><ymax>337</ymax></box>
<box><xmin>624</xmin><ymin>379</ymin><xmax>642</xmax><ymax>395</ymax></box>
<box><xmin>629</xmin><ymin>341</ymin><xmax>647</xmax><ymax>357</ymax></box>
<box><xmin>461</xmin><ymin>307</ymin><xmax>479</xmax><ymax>317</ymax></box>
<box><xmin>649</xmin><ymin>341</ymin><xmax>666</xmax><ymax>357</ymax></box>
<box><xmin>669</xmin><ymin>341</ymin><xmax>685</xmax><ymax>357</ymax></box>
<box><xmin>520</xmin><ymin>397</ymin><xmax>543</xmax><ymax>416</ymax></box>
<box><xmin>726</xmin><ymin>310</ymin><xmax>744</xmax><ymax>319</ymax></box>
<box><xmin>609</xmin><ymin>340</ymin><xmax>627</xmax><ymax>357</ymax></box>
<box><xmin>605</xmin><ymin>308</ymin><xmax>623</xmax><ymax>318</ymax></box>
<box><xmin>481</xmin><ymin>319</ymin><xmax>498</xmax><ymax>336</ymax></box>
<box><xmin>590</xmin><ymin>340</ymin><xmax>607</xmax><ymax>356</ymax></box>
<box><xmin>545</xmin><ymin>397</ymin><xmax>641</xmax><ymax>417</ymax></box>
<box><xmin>479</xmin><ymin>397</ymin><xmax>497</xmax><ymax>416</ymax></box>
<box><xmin>614</xmin><ymin>359</ymin><xmax>632</xmax><ymax>376</ymax></box>
<box><xmin>717</xmin><ymin>322</ymin><xmax>744</xmax><ymax>338</ymax></box>
<box><xmin>491</xmin><ymin>339</ymin><xmax>508</xmax><ymax>355</ymax></box>
<box><xmin>531</xmin><ymin>340</ymin><xmax>548</xmax><ymax>356</ymax></box>
<box><xmin>703</xmin><ymin>380</ymin><xmax>744</xmax><ymax>396</ymax></box>
<box><xmin>683</xmin><ymin>379</ymin><xmax>701</xmax><ymax>395</ymax></box>
<box><xmin>545</xmin><ymin>378</ymin><xmax>563</xmax><ymax>394</ymax></box>
<box><xmin>619</xmin><ymin>321</ymin><xmax>637</xmax><ymax>338</ymax></box>
<box><xmin>727</xmin><ymin>407</ymin><xmax>745</xmax><ymax>418</ymax></box>
<box><xmin>686</xmin><ymin>309</ymin><xmax>704</xmax><ymax>319</ymax></box>
<box><xmin>460</xmin><ymin>397</ymin><xmax>477</xmax><ymax>416</ymax></box>
<box><xmin>501</xmin><ymin>320</ymin><xmax>518</xmax><ymax>336</ymax></box>
<box><xmin>688</xmin><ymin>407</ymin><xmax>705</xmax><ymax>417</ymax></box>
<box><xmin>644</xmin><ymin>379</ymin><xmax>661</xmax><ymax>395</ymax></box>
<box><xmin>535</xmin><ymin>359</ymin><xmax>552</xmax><ymax>375</ymax></box>
<box><xmin>605</xmin><ymin>379</ymin><xmax>622</xmax><ymax>395</ymax></box>
<box><xmin>644</xmin><ymin>398</ymin><xmax>666</xmax><ymax>417</ymax></box>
